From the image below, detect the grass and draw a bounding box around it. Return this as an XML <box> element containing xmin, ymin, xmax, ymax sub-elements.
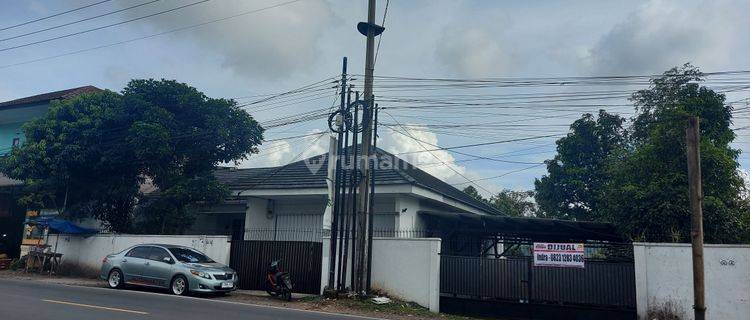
<box><xmin>302</xmin><ymin>294</ymin><xmax>482</xmax><ymax>320</ymax></box>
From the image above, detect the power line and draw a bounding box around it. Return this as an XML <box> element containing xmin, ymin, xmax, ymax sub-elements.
<box><xmin>373</xmin><ymin>0</ymin><xmax>389</xmax><ymax>66</ymax></box>
<box><xmin>394</xmin><ymin>133</ymin><xmax>565</xmax><ymax>156</ymax></box>
<box><xmin>450</xmin><ymin>163</ymin><xmax>545</xmax><ymax>186</ymax></box>
<box><xmin>384</xmin><ymin>123</ymin><xmax>545</xmax><ymax>165</ymax></box>
<box><xmin>0</xmin><ymin>0</ymin><xmax>114</xmax><ymax>32</ymax></box>
<box><xmin>384</xmin><ymin>111</ymin><xmax>495</xmax><ymax>194</ymax></box>
<box><xmin>0</xmin><ymin>0</ymin><xmax>306</xmax><ymax>70</ymax></box>
<box><xmin>0</xmin><ymin>0</ymin><xmax>212</xmax><ymax>53</ymax></box>
<box><xmin>234</xmin><ymin>131</ymin><xmax>327</xmax><ymax>195</ymax></box>
<box><xmin>0</xmin><ymin>0</ymin><xmax>161</xmax><ymax>43</ymax></box>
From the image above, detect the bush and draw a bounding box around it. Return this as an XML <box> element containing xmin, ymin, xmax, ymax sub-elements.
<box><xmin>647</xmin><ymin>300</ymin><xmax>684</xmax><ymax>320</ymax></box>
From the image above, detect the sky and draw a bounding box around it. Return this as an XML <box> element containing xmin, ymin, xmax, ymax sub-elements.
<box><xmin>1</xmin><ymin>0</ymin><xmax>750</xmax><ymax>197</ymax></box>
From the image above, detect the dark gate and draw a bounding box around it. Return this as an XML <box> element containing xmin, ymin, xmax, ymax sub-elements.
<box><xmin>440</xmin><ymin>255</ymin><xmax>636</xmax><ymax>320</ymax></box>
<box><xmin>229</xmin><ymin>240</ymin><xmax>322</xmax><ymax>294</ymax></box>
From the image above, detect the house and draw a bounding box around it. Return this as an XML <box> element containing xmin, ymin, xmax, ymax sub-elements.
<box><xmin>0</xmin><ymin>86</ymin><xmax>101</xmax><ymax>258</ymax></box>
<box><xmin>184</xmin><ymin>145</ymin><xmax>624</xmax><ymax>258</ymax></box>
<box><xmin>184</xmin><ymin>147</ymin><xmax>504</xmax><ymax>243</ymax></box>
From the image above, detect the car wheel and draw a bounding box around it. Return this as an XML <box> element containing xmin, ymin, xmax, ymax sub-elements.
<box><xmin>171</xmin><ymin>275</ymin><xmax>189</xmax><ymax>296</ymax></box>
<box><xmin>107</xmin><ymin>269</ymin><xmax>124</xmax><ymax>289</ymax></box>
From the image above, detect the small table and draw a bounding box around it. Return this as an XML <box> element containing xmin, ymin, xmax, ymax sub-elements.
<box><xmin>25</xmin><ymin>248</ymin><xmax>63</xmax><ymax>275</ymax></box>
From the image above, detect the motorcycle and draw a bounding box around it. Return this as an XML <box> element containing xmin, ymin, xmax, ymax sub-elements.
<box><xmin>265</xmin><ymin>260</ymin><xmax>293</xmax><ymax>301</ymax></box>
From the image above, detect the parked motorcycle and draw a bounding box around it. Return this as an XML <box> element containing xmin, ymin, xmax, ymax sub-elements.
<box><xmin>265</xmin><ymin>260</ymin><xmax>293</xmax><ymax>301</ymax></box>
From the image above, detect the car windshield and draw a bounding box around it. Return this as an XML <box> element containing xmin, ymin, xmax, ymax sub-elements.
<box><xmin>168</xmin><ymin>247</ymin><xmax>214</xmax><ymax>263</ymax></box>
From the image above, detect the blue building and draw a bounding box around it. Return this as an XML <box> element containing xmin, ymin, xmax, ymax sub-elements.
<box><xmin>0</xmin><ymin>86</ymin><xmax>100</xmax><ymax>258</ymax></box>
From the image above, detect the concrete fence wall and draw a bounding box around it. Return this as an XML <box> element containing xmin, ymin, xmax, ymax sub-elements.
<box><xmin>48</xmin><ymin>234</ymin><xmax>232</xmax><ymax>270</ymax></box>
<box><xmin>321</xmin><ymin>237</ymin><xmax>441</xmax><ymax>312</ymax></box>
<box><xmin>634</xmin><ymin>242</ymin><xmax>750</xmax><ymax>320</ymax></box>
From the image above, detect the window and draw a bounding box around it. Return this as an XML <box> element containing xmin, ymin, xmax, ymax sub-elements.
<box><xmin>11</xmin><ymin>138</ymin><xmax>20</xmax><ymax>147</ymax></box>
<box><xmin>147</xmin><ymin>247</ymin><xmax>172</xmax><ymax>262</ymax></box>
<box><xmin>168</xmin><ymin>247</ymin><xmax>214</xmax><ymax>263</ymax></box>
<box><xmin>125</xmin><ymin>246</ymin><xmax>152</xmax><ymax>259</ymax></box>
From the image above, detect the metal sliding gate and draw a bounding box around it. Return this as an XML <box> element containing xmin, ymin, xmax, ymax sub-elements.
<box><xmin>440</xmin><ymin>255</ymin><xmax>636</xmax><ymax>319</ymax></box>
<box><xmin>229</xmin><ymin>240</ymin><xmax>322</xmax><ymax>294</ymax></box>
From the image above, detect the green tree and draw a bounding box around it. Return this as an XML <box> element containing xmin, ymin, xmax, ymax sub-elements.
<box><xmin>490</xmin><ymin>189</ymin><xmax>537</xmax><ymax>217</ymax></box>
<box><xmin>606</xmin><ymin>64</ymin><xmax>745</xmax><ymax>243</ymax></box>
<box><xmin>462</xmin><ymin>185</ymin><xmax>486</xmax><ymax>203</ymax></box>
<box><xmin>535</xmin><ymin>64</ymin><xmax>748</xmax><ymax>243</ymax></box>
<box><xmin>1</xmin><ymin>79</ymin><xmax>264</xmax><ymax>233</ymax></box>
<box><xmin>534</xmin><ymin>110</ymin><xmax>627</xmax><ymax>220</ymax></box>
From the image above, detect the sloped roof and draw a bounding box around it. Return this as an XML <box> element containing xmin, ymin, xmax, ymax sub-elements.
<box><xmin>0</xmin><ymin>86</ymin><xmax>101</xmax><ymax>109</ymax></box>
<box><xmin>216</xmin><ymin>147</ymin><xmax>503</xmax><ymax>215</ymax></box>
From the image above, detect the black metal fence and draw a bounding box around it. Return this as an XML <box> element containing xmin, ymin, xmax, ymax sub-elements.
<box><xmin>440</xmin><ymin>255</ymin><xmax>636</xmax><ymax>309</ymax></box>
<box><xmin>242</xmin><ymin>228</ymin><xmax>433</xmax><ymax>243</ymax></box>
<box><xmin>229</xmin><ymin>240</ymin><xmax>323</xmax><ymax>294</ymax></box>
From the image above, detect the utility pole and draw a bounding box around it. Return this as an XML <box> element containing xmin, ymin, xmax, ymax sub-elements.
<box><xmin>325</xmin><ymin>57</ymin><xmax>347</xmax><ymax>295</ymax></box>
<box><xmin>353</xmin><ymin>0</ymin><xmax>383</xmax><ymax>294</ymax></box>
<box><xmin>685</xmin><ymin>116</ymin><xmax>706</xmax><ymax>320</ymax></box>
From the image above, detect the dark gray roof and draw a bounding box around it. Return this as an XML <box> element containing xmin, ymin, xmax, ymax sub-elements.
<box><xmin>216</xmin><ymin>148</ymin><xmax>503</xmax><ymax>215</ymax></box>
<box><xmin>0</xmin><ymin>86</ymin><xmax>101</xmax><ymax>109</ymax></box>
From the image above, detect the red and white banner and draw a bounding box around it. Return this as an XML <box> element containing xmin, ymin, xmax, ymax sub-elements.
<box><xmin>533</xmin><ymin>242</ymin><xmax>585</xmax><ymax>268</ymax></box>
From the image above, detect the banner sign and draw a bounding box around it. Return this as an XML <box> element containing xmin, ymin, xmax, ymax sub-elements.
<box><xmin>533</xmin><ymin>242</ymin><xmax>585</xmax><ymax>268</ymax></box>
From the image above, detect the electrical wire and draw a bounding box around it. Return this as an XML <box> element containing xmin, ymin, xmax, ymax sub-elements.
<box><xmin>0</xmin><ymin>0</ymin><xmax>211</xmax><ymax>53</ymax></box>
<box><xmin>0</xmin><ymin>0</ymin><xmax>307</xmax><ymax>69</ymax></box>
<box><xmin>0</xmin><ymin>0</ymin><xmax>161</xmax><ymax>43</ymax></box>
<box><xmin>0</xmin><ymin>0</ymin><xmax>114</xmax><ymax>32</ymax></box>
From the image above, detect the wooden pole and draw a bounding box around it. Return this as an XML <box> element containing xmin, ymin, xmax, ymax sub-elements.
<box><xmin>685</xmin><ymin>116</ymin><xmax>706</xmax><ymax>320</ymax></box>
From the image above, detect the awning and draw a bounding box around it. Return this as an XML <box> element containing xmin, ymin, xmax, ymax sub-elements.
<box><xmin>419</xmin><ymin>211</ymin><xmax>627</xmax><ymax>243</ymax></box>
<box><xmin>26</xmin><ymin>217</ymin><xmax>99</xmax><ymax>236</ymax></box>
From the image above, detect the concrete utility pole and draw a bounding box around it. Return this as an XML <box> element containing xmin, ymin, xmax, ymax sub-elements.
<box><xmin>685</xmin><ymin>116</ymin><xmax>706</xmax><ymax>320</ymax></box>
<box><xmin>353</xmin><ymin>0</ymin><xmax>379</xmax><ymax>294</ymax></box>
<box><xmin>326</xmin><ymin>57</ymin><xmax>348</xmax><ymax>293</ymax></box>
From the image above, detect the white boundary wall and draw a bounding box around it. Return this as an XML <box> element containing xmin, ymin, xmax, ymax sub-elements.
<box><xmin>49</xmin><ymin>234</ymin><xmax>231</xmax><ymax>270</ymax></box>
<box><xmin>634</xmin><ymin>242</ymin><xmax>750</xmax><ymax>320</ymax></box>
<box><xmin>321</xmin><ymin>237</ymin><xmax>441</xmax><ymax>312</ymax></box>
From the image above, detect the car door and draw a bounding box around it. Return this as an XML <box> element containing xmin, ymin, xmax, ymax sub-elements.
<box><xmin>121</xmin><ymin>246</ymin><xmax>150</xmax><ymax>284</ymax></box>
<box><xmin>142</xmin><ymin>246</ymin><xmax>174</xmax><ymax>288</ymax></box>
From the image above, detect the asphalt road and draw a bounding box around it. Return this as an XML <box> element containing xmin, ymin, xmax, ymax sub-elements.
<box><xmin>0</xmin><ymin>279</ymin><xmax>378</xmax><ymax>320</ymax></box>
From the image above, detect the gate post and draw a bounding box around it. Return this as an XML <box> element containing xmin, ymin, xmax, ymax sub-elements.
<box><xmin>527</xmin><ymin>255</ymin><xmax>533</xmax><ymax>320</ymax></box>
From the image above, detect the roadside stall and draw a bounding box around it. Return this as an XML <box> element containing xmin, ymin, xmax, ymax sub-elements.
<box><xmin>23</xmin><ymin>217</ymin><xmax>98</xmax><ymax>275</ymax></box>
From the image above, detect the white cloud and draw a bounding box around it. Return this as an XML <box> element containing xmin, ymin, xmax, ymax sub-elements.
<box><xmin>435</xmin><ymin>27</ymin><xmax>516</xmax><ymax>77</ymax></box>
<box><xmin>28</xmin><ymin>0</ymin><xmax>49</xmax><ymax>15</ymax></box>
<box><xmin>587</xmin><ymin>0</ymin><xmax>737</xmax><ymax>74</ymax></box>
<box><xmin>236</xmin><ymin>129</ymin><xmax>328</xmax><ymax>168</ymax></box>
<box><xmin>377</xmin><ymin>125</ymin><xmax>503</xmax><ymax>196</ymax></box>
<box><xmin>120</xmin><ymin>0</ymin><xmax>338</xmax><ymax>80</ymax></box>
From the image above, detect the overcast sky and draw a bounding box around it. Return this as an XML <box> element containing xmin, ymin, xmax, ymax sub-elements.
<box><xmin>2</xmin><ymin>0</ymin><xmax>750</xmax><ymax>196</ymax></box>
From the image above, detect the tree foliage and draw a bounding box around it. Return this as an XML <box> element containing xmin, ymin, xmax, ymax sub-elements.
<box><xmin>534</xmin><ymin>110</ymin><xmax>627</xmax><ymax>221</ymax></box>
<box><xmin>489</xmin><ymin>190</ymin><xmax>536</xmax><ymax>217</ymax></box>
<box><xmin>1</xmin><ymin>79</ymin><xmax>264</xmax><ymax>233</ymax></box>
<box><xmin>462</xmin><ymin>186</ymin><xmax>537</xmax><ymax>217</ymax></box>
<box><xmin>535</xmin><ymin>64</ymin><xmax>748</xmax><ymax>243</ymax></box>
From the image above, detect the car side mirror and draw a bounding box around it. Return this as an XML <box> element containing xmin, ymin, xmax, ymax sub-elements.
<box><xmin>163</xmin><ymin>257</ymin><xmax>174</xmax><ymax>264</ymax></box>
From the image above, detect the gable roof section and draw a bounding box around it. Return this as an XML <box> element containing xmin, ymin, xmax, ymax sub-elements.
<box><xmin>216</xmin><ymin>147</ymin><xmax>503</xmax><ymax>215</ymax></box>
<box><xmin>0</xmin><ymin>86</ymin><xmax>101</xmax><ymax>110</ymax></box>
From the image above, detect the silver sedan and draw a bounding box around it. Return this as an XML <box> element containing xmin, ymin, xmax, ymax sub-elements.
<box><xmin>100</xmin><ymin>244</ymin><xmax>237</xmax><ymax>295</ymax></box>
